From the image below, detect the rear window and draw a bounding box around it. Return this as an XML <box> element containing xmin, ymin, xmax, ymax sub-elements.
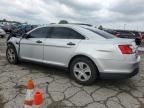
<box><xmin>104</xmin><ymin>30</ymin><xmax>117</xmax><ymax>35</ymax></box>
<box><xmin>84</xmin><ymin>28</ymin><xmax>116</xmax><ymax>39</ymax></box>
<box><xmin>117</xmin><ymin>31</ymin><xmax>134</xmax><ymax>35</ymax></box>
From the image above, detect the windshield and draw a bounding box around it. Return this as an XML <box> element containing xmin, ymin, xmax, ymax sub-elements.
<box><xmin>84</xmin><ymin>27</ymin><xmax>116</xmax><ymax>39</ymax></box>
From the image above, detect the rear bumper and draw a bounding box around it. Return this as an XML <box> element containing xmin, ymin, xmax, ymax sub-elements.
<box><xmin>100</xmin><ymin>68</ymin><xmax>139</xmax><ymax>79</ymax></box>
<box><xmin>93</xmin><ymin>54</ymin><xmax>140</xmax><ymax>73</ymax></box>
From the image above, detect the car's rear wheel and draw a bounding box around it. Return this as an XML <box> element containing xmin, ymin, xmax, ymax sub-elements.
<box><xmin>6</xmin><ymin>45</ymin><xmax>18</xmax><ymax>64</ymax></box>
<box><xmin>70</xmin><ymin>57</ymin><xmax>98</xmax><ymax>85</ymax></box>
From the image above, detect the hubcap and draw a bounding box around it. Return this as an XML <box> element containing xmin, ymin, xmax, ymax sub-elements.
<box><xmin>73</xmin><ymin>62</ymin><xmax>91</xmax><ymax>81</ymax></box>
<box><xmin>7</xmin><ymin>48</ymin><xmax>15</xmax><ymax>62</ymax></box>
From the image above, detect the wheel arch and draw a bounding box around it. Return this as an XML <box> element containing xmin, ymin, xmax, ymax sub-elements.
<box><xmin>68</xmin><ymin>54</ymin><xmax>100</xmax><ymax>74</ymax></box>
<box><xmin>7</xmin><ymin>42</ymin><xmax>15</xmax><ymax>47</ymax></box>
<box><xmin>6</xmin><ymin>42</ymin><xmax>19</xmax><ymax>64</ymax></box>
<box><xmin>7</xmin><ymin>42</ymin><xmax>18</xmax><ymax>55</ymax></box>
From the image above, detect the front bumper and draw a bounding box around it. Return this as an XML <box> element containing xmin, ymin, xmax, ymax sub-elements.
<box><xmin>99</xmin><ymin>68</ymin><xmax>139</xmax><ymax>79</ymax></box>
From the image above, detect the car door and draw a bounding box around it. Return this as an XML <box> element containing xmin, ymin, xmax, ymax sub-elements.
<box><xmin>43</xmin><ymin>27</ymin><xmax>85</xmax><ymax>67</ymax></box>
<box><xmin>19</xmin><ymin>27</ymin><xmax>48</xmax><ymax>62</ymax></box>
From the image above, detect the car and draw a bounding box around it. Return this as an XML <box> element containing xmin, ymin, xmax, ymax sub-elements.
<box><xmin>6</xmin><ymin>24</ymin><xmax>140</xmax><ymax>85</ymax></box>
<box><xmin>131</xmin><ymin>31</ymin><xmax>142</xmax><ymax>45</ymax></box>
<box><xmin>0</xmin><ymin>28</ymin><xmax>6</xmax><ymax>38</ymax></box>
<box><xmin>104</xmin><ymin>29</ymin><xmax>135</xmax><ymax>38</ymax></box>
<box><xmin>139</xmin><ymin>32</ymin><xmax>144</xmax><ymax>42</ymax></box>
<box><xmin>131</xmin><ymin>31</ymin><xmax>142</xmax><ymax>40</ymax></box>
<box><xmin>104</xmin><ymin>29</ymin><xmax>141</xmax><ymax>45</ymax></box>
<box><xmin>2</xmin><ymin>24</ymin><xmax>12</xmax><ymax>33</ymax></box>
<box><xmin>103</xmin><ymin>29</ymin><xmax>119</xmax><ymax>37</ymax></box>
<box><xmin>7</xmin><ymin>24</ymin><xmax>38</xmax><ymax>41</ymax></box>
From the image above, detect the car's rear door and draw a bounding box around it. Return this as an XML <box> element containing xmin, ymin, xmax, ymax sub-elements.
<box><xmin>43</xmin><ymin>27</ymin><xmax>85</xmax><ymax>67</ymax></box>
<box><xmin>20</xmin><ymin>27</ymin><xmax>48</xmax><ymax>62</ymax></box>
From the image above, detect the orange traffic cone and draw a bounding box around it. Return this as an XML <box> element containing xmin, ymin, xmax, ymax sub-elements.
<box><xmin>33</xmin><ymin>91</ymin><xmax>43</xmax><ymax>108</ymax></box>
<box><xmin>24</xmin><ymin>79</ymin><xmax>35</xmax><ymax>108</ymax></box>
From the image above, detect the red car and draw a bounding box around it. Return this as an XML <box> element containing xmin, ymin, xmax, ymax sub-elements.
<box><xmin>139</xmin><ymin>32</ymin><xmax>144</xmax><ymax>42</ymax></box>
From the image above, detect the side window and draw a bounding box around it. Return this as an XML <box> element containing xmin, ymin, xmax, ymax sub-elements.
<box><xmin>30</xmin><ymin>27</ymin><xmax>51</xmax><ymax>38</ymax></box>
<box><xmin>50</xmin><ymin>27</ymin><xmax>85</xmax><ymax>39</ymax></box>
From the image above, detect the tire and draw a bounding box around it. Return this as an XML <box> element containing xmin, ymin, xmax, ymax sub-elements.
<box><xmin>6</xmin><ymin>45</ymin><xmax>19</xmax><ymax>64</ymax></box>
<box><xmin>70</xmin><ymin>57</ymin><xmax>98</xmax><ymax>85</ymax></box>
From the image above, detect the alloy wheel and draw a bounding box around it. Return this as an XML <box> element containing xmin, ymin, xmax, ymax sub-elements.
<box><xmin>73</xmin><ymin>62</ymin><xmax>91</xmax><ymax>81</ymax></box>
<box><xmin>7</xmin><ymin>48</ymin><xmax>16</xmax><ymax>63</ymax></box>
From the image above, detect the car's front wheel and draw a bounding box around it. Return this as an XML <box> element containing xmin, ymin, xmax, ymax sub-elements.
<box><xmin>6</xmin><ymin>45</ymin><xmax>18</xmax><ymax>64</ymax></box>
<box><xmin>70</xmin><ymin>57</ymin><xmax>98</xmax><ymax>85</ymax></box>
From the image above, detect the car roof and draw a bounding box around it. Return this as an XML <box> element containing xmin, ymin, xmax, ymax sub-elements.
<box><xmin>48</xmin><ymin>24</ymin><xmax>83</xmax><ymax>28</ymax></box>
<box><xmin>28</xmin><ymin>24</ymin><xmax>105</xmax><ymax>40</ymax></box>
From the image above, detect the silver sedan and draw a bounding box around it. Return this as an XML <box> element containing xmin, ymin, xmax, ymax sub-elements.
<box><xmin>6</xmin><ymin>24</ymin><xmax>140</xmax><ymax>85</ymax></box>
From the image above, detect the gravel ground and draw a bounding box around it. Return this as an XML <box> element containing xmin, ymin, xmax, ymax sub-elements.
<box><xmin>0</xmin><ymin>37</ymin><xmax>144</xmax><ymax>108</ymax></box>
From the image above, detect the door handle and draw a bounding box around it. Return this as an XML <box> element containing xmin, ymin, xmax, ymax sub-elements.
<box><xmin>36</xmin><ymin>40</ymin><xmax>42</xmax><ymax>43</ymax></box>
<box><xmin>67</xmin><ymin>42</ymin><xmax>76</xmax><ymax>46</ymax></box>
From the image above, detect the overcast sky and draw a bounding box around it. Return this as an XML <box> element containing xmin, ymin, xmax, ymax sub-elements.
<box><xmin>0</xmin><ymin>0</ymin><xmax>144</xmax><ymax>31</ymax></box>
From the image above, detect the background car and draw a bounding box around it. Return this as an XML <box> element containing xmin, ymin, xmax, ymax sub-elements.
<box><xmin>0</xmin><ymin>24</ymin><xmax>5</xmax><ymax>29</ymax></box>
<box><xmin>140</xmin><ymin>32</ymin><xmax>144</xmax><ymax>42</ymax></box>
<box><xmin>0</xmin><ymin>27</ymin><xmax>6</xmax><ymax>38</ymax></box>
<box><xmin>2</xmin><ymin>24</ymin><xmax>13</xmax><ymax>33</ymax></box>
<box><xmin>104</xmin><ymin>29</ymin><xmax>141</xmax><ymax>45</ymax></box>
<box><xmin>7</xmin><ymin>24</ymin><xmax>38</xmax><ymax>41</ymax></box>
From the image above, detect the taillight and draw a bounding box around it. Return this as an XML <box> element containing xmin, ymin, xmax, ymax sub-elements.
<box><xmin>118</xmin><ymin>45</ymin><xmax>133</xmax><ymax>54</ymax></box>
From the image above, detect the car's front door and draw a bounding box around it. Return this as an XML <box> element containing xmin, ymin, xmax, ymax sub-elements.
<box><xmin>43</xmin><ymin>27</ymin><xmax>85</xmax><ymax>67</ymax></box>
<box><xmin>20</xmin><ymin>27</ymin><xmax>48</xmax><ymax>62</ymax></box>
